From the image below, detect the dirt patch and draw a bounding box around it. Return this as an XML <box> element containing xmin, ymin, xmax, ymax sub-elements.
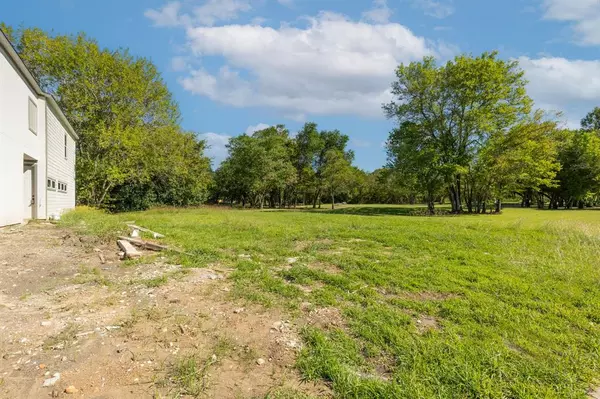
<box><xmin>0</xmin><ymin>223</ymin><xmax>330</xmax><ymax>398</ymax></box>
<box><xmin>415</xmin><ymin>315</ymin><xmax>439</xmax><ymax>334</ymax></box>
<box><xmin>306</xmin><ymin>307</ymin><xmax>346</xmax><ymax>330</ymax></box>
<box><xmin>307</xmin><ymin>262</ymin><xmax>343</xmax><ymax>275</ymax></box>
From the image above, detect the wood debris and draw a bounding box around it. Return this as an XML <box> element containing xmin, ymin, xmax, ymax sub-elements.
<box><xmin>126</xmin><ymin>224</ymin><xmax>165</xmax><ymax>239</ymax></box>
<box><xmin>117</xmin><ymin>239</ymin><xmax>142</xmax><ymax>259</ymax></box>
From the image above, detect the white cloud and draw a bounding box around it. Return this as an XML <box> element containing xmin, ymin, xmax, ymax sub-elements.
<box><xmin>542</xmin><ymin>0</ymin><xmax>600</xmax><ymax>45</ymax></box>
<box><xmin>198</xmin><ymin>132</ymin><xmax>231</xmax><ymax>167</ymax></box>
<box><xmin>176</xmin><ymin>11</ymin><xmax>440</xmax><ymax>117</ymax></box>
<box><xmin>145</xmin><ymin>0</ymin><xmax>252</xmax><ymax>28</ymax></box>
<box><xmin>145</xmin><ymin>2</ymin><xmax>185</xmax><ymax>27</ymax></box>
<box><xmin>519</xmin><ymin>56</ymin><xmax>600</xmax><ymax>127</ymax></box>
<box><xmin>362</xmin><ymin>0</ymin><xmax>392</xmax><ymax>24</ymax></box>
<box><xmin>193</xmin><ymin>0</ymin><xmax>252</xmax><ymax>26</ymax></box>
<box><xmin>411</xmin><ymin>0</ymin><xmax>454</xmax><ymax>19</ymax></box>
<box><xmin>245</xmin><ymin>123</ymin><xmax>271</xmax><ymax>135</ymax></box>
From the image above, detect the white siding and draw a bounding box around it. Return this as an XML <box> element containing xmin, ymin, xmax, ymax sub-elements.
<box><xmin>0</xmin><ymin>46</ymin><xmax>47</xmax><ymax>226</ymax></box>
<box><xmin>46</xmin><ymin>106</ymin><xmax>76</xmax><ymax>217</ymax></box>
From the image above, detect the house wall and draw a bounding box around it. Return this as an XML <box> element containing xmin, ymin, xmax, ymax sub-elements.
<box><xmin>46</xmin><ymin>106</ymin><xmax>76</xmax><ymax>217</ymax></box>
<box><xmin>0</xmin><ymin>46</ymin><xmax>47</xmax><ymax>226</ymax></box>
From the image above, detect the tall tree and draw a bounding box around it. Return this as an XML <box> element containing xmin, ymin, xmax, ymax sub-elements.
<box><xmin>321</xmin><ymin>150</ymin><xmax>354</xmax><ymax>209</ymax></box>
<box><xmin>387</xmin><ymin>122</ymin><xmax>446</xmax><ymax>213</ymax></box>
<box><xmin>383</xmin><ymin>52</ymin><xmax>532</xmax><ymax>213</ymax></box>
<box><xmin>581</xmin><ymin>107</ymin><xmax>600</xmax><ymax>132</ymax></box>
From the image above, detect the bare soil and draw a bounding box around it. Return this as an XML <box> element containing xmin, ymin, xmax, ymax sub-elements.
<box><xmin>0</xmin><ymin>223</ymin><xmax>329</xmax><ymax>398</ymax></box>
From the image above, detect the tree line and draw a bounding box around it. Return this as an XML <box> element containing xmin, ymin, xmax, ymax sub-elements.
<box><xmin>4</xmin><ymin>24</ymin><xmax>599</xmax><ymax>213</ymax></box>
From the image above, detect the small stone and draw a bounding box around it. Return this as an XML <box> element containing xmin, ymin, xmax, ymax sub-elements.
<box><xmin>233</xmin><ymin>308</ymin><xmax>244</xmax><ymax>314</ymax></box>
<box><xmin>41</xmin><ymin>321</ymin><xmax>51</xmax><ymax>327</ymax></box>
<box><xmin>51</xmin><ymin>390</ymin><xmax>59</xmax><ymax>398</ymax></box>
<box><xmin>39</xmin><ymin>363</ymin><xmax>46</xmax><ymax>369</ymax></box>
<box><xmin>42</xmin><ymin>373</ymin><xmax>60</xmax><ymax>387</ymax></box>
<box><xmin>61</xmin><ymin>356</ymin><xmax>67</xmax><ymax>362</ymax></box>
<box><xmin>93</xmin><ymin>248</ymin><xmax>101</xmax><ymax>252</ymax></box>
<box><xmin>64</xmin><ymin>385</ymin><xmax>78</xmax><ymax>394</ymax></box>
<box><xmin>286</xmin><ymin>257</ymin><xmax>298</xmax><ymax>264</ymax></box>
<box><xmin>211</xmin><ymin>354</ymin><xmax>217</xmax><ymax>362</ymax></box>
<box><xmin>256</xmin><ymin>358</ymin><xmax>265</xmax><ymax>366</ymax></box>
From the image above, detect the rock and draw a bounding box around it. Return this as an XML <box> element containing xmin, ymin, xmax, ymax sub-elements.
<box><xmin>41</xmin><ymin>321</ymin><xmax>51</xmax><ymax>327</ymax></box>
<box><xmin>233</xmin><ymin>308</ymin><xmax>245</xmax><ymax>314</ymax></box>
<box><xmin>64</xmin><ymin>385</ymin><xmax>78</xmax><ymax>394</ymax></box>
<box><xmin>211</xmin><ymin>354</ymin><xmax>217</xmax><ymax>362</ymax></box>
<box><xmin>42</xmin><ymin>373</ymin><xmax>60</xmax><ymax>387</ymax></box>
<box><xmin>51</xmin><ymin>390</ymin><xmax>60</xmax><ymax>398</ymax></box>
<box><xmin>286</xmin><ymin>257</ymin><xmax>298</xmax><ymax>264</ymax></box>
<box><xmin>61</xmin><ymin>356</ymin><xmax>67</xmax><ymax>362</ymax></box>
<box><xmin>256</xmin><ymin>358</ymin><xmax>265</xmax><ymax>366</ymax></box>
<box><xmin>39</xmin><ymin>363</ymin><xmax>46</xmax><ymax>369</ymax></box>
<box><xmin>93</xmin><ymin>248</ymin><xmax>101</xmax><ymax>252</ymax></box>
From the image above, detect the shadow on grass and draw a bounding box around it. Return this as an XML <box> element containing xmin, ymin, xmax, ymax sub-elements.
<box><xmin>295</xmin><ymin>206</ymin><xmax>456</xmax><ymax>217</ymax></box>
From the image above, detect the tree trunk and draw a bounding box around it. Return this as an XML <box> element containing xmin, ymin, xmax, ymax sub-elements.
<box><xmin>331</xmin><ymin>192</ymin><xmax>335</xmax><ymax>210</ymax></box>
<box><xmin>427</xmin><ymin>199</ymin><xmax>435</xmax><ymax>214</ymax></box>
<box><xmin>494</xmin><ymin>199</ymin><xmax>502</xmax><ymax>213</ymax></box>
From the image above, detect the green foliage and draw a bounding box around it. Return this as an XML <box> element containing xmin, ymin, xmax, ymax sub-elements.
<box><xmin>545</xmin><ymin>129</ymin><xmax>600</xmax><ymax>208</ymax></box>
<box><xmin>581</xmin><ymin>107</ymin><xmax>600</xmax><ymax>132</ymax></box>
<box><xmin>383</xmin><ymin>53</ymin><xmax>572</xmax><ymax>213</ymax></box>
<box><xmin>5</xmin><ymin>25</ymin><xmax>211</xmax><ymax>211</ymax></box>
<box><xmin>213</xmin><ymin>122</ymin><xmax>356</xmax><ymax>208</ymax></box>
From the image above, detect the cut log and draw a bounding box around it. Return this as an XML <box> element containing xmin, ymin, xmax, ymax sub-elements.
<box><xmin>126</xmin><ymin>224</ymin><xmax>165</xmax><ymax>239</ymax></box>
<box><xmin>117</xmin><ymin>240</ymin><xmax>142</xmax><ymax>259</ymax></box>
<box><xmin>118</xmin><ymin>236</ymin><xmax>169</xmax><ymax>252</ymax></box>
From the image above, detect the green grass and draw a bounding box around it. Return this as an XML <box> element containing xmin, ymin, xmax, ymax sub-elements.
<box><xmin>61</xmin><ymin>205</ymin><xmax>600</xmax><ymax>398</ymax></box>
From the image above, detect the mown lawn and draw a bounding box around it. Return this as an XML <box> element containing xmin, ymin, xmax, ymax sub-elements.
<box><xmin>61</xmin><ymin>206</ymin><xmax>600</xmax><ymax>398</ymax></box>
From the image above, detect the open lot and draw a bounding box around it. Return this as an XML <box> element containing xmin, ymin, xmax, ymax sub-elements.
<box><xmin>1</xmin><ymin>206</ymin><xmax>600</xmax><ymax>398</ymax></box>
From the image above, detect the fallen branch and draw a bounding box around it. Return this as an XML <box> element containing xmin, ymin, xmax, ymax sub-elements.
<box><xmin>126</xmin><ymin>224</ymin><xmax>165</xmax><ymax>239</ymax></box>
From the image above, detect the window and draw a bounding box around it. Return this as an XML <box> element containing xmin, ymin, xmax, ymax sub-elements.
<box><xmin>28</xmin><ymin>98</ymin><xmax>38</xmax><ymax>134</ymax></box>
<box><xmin>47</xmin><ymin>178</ymin><xmax>56</xmax><ymax>191</ymax></box>
<box><xmin>58</xmin><ymin>181</ymin><xmax>67</xmax><ymax>193</ymax></box>
<box><xmin>64</xmin><ymin>134</ymin><xmax>68</xmax><ymax>159</ymax></box>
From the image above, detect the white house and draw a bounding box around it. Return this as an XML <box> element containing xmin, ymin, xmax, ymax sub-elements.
<box><xmin>0</xmin><ymin>30</ymin><xmax>78</xmax><ymax>227</ymax></box>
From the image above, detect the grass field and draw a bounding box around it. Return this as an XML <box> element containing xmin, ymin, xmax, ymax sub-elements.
<box><xmin>61</xmin><ymin>205</ymin><xmax>600</xmax><ymax>398</ymax></box>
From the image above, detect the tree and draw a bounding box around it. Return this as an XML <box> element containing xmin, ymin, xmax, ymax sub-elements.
<box><xmin>312</xmin><ymin>129</ymin><xmax>354</xmax><ymax>208</ymax></box>
<box><xmin>387</xmin><ymin>122</ymin><xmax>446</xmax><ymax>214</ymax></box>
<box><xmin>463</xmin><ymin>112</ymin><xmax>561</xmax><ymax>212</ymax></box>
<box><xmin>321</xmin><ymin>150</ymin><xmax>354</xmax><ymax>209</ymax></box>
<box><xmin>581</xmin><ymin>107</ymin><xmax>600</xmax><ymax>132</ymax></box>
<box><xmin>545</xmin><ymin>130</ymin><xmax>600</xmax><ymax>209</ymax></box>
<box><xmin>384</xmin><ymin>52</ymin><xmax>532</xmax><ymax>213</ymax></box>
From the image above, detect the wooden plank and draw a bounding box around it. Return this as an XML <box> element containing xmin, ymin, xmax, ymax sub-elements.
<box><xmin>126</xmin><ymin>224</ymin><xmax>165</xmax><ymax>239</ymax></box>
<box><xmin>117</xmin><ymin>239</ymin><xmax>142</xmax><ymax>259</ymax></box>
<box><xmin>118</xmin><ymin>236</ymin><xmax>169</xmax><ymax>252</ymax></box>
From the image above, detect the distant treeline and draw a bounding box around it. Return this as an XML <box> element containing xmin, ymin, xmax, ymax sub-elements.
<box><xmin>4</xmin><ymin>23</ymin><xmax>599</xmax><ymax>213</ymax></box>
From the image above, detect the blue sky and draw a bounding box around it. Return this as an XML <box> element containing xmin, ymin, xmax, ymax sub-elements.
<box><xmin>3</xmin><ymin>0</ymin><xmax>600</xmax><ymax>170</ymax></box>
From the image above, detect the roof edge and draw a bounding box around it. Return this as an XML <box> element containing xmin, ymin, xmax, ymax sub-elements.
<box><xmin>0</xmin><ymin>29</ymin><xmax>79</xmax><ymax>141</ymax></box>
